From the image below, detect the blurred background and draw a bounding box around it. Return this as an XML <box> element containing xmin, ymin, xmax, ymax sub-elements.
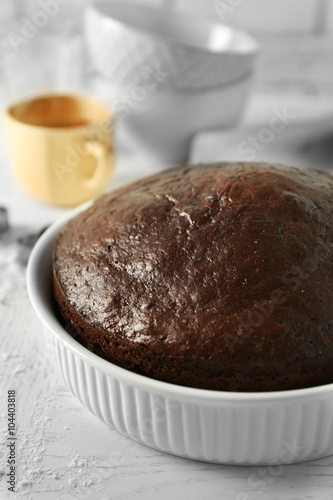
<box><xmin>0</xmin><ymin>0</ymin><xmax>333</xmax><ymax>226</ymax></box>
<box><xmin>0</xmin><ymin>0</ymin><xmax>332</xmax><ymax>100</ymax></box>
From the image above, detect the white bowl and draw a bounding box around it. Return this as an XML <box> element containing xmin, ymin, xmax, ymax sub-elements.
<box><xmin>91</xmin><ymin>75</ymin><xmax>253</xmax><ymax>164</ymax></box>
<box><xmin>27</xmin><ymin>200</ymin><xmax>333</xmax><ymax>465</ymax></box>
<box><xmin>84</xmin><ymin>1</ymin><xmax>258</xmax><ymax>90</ymax></box>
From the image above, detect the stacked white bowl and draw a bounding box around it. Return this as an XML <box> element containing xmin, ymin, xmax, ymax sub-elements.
<box><xmin>84</xmin><ymin>1</ymin><xmax>259</xmax><ymax>164</ymax></box>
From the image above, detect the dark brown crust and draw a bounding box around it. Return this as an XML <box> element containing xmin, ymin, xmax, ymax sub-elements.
<box><xmin>53</xmin><ymin>162</ymin><xmax>333</xmax><ymax>391</ymax></box>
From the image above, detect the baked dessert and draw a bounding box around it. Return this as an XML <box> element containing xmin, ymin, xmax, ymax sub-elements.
<box><xmin>53</xmin><ymin>162</ymin><xmax>333</xmax><ymax>391</ymax></box>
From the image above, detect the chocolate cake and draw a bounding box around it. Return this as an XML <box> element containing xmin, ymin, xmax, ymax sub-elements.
<box><xmin>53</xmin><ymin>163</ymin><xmax>333</xmax><ymax>391</ymax></box>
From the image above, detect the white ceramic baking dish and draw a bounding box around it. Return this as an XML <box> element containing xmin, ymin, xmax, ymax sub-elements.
<box><xmin>27</xmin><ymin>202</ymin><xmax>333</xmax><ymax>465</ymax></box>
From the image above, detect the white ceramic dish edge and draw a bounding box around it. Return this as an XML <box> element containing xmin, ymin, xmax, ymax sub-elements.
<box><xmin>27</xmin><ymin>199</ymin><xmax>333</xmax><ymax>465</ymax></box>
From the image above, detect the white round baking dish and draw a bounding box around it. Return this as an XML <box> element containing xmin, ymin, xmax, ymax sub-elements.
<box><xmin>27</xmin><ymin>202</ymin><xmax>333</xmax><ymax>465</ymax></box>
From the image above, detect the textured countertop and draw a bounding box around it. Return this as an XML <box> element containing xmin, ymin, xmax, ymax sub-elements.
<box><xmin>1</xmin><ymin>88</ymin><xmax>333</xmax><ymax>500</ymax></box>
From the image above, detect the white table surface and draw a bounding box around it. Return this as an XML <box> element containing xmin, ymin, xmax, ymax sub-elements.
<box><xmin>1</xmin><ymin>92</ymin><xmax>333</xmax><ymax>500</ymax></box>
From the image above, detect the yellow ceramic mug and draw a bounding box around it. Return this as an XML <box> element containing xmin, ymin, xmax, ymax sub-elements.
<box><xmin>4</xmin><ymin>94</ymin><xmax>115</xmax><ymax>207</ymax></box>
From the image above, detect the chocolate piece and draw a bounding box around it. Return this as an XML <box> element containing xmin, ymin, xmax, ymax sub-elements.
<box><xmin>53</xmin><ymin>163</ymin><xmax>333</xmax><ymax>391</ymax></box>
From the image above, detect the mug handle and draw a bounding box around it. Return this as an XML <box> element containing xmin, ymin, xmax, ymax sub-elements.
<box><xmin>80</xmin><ymin>139</ymin><xmax>114</xmax><ymax>191</ymax></box>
